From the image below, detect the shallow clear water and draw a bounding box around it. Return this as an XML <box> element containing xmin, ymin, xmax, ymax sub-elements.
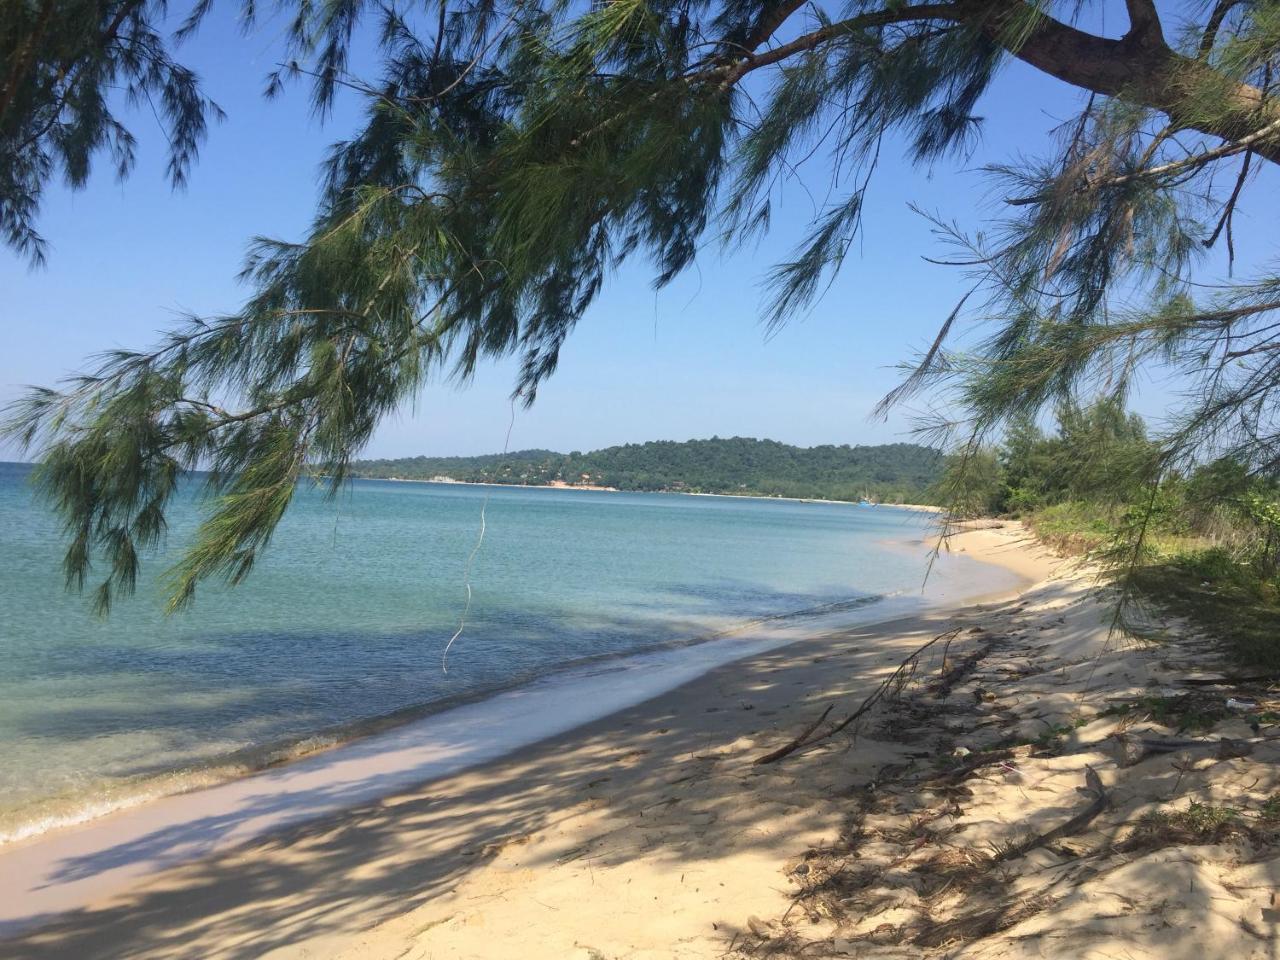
<box><xmin>0</xmin><ymin>461</ymin><xmax>976</xmax><ymax>840</ymax></box>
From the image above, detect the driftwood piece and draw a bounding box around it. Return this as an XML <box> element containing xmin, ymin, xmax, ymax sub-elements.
<box><xmin>1217</xmin><ymin>737</ymin><xmax>1256</xmax><ymax>760</ymax></box>
<box><xmin>1108</xmin><ymin>733</ymin><xmax>1151</xmax><ymax>768</ymax></box>
<box><xmin>1149</xmin><ymin>734</ymin><xmax>1261</xmax><ymax>754</ymax></box>
<box><xmin>1106</xmin><ymin>732</ymin><xmax>1271</xmax><ymax>767</ymax></box>
<box><xmin>923</xmin><ymin>746</ymin><xmax>1035</xmax><ymax>788</ymax></box>
<box><xmin>994</xmin><ymin>766</ymin><xmax>1107</xmax><ymax>862</ymax></box>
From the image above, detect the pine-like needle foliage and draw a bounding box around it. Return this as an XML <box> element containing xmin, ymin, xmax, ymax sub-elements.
<box><xmin>4</xmin><ymin>0</ymin><xmax>1280</xmax><ymax>610</ymax></box>
<box><xmin>0</xmin><ymin>0</ymin><xmax>235</xmax><ymax>264</ymax></box>
<box><xmin>885</xmin><ymin>5</ymin><xmax>1280</xmax><ymax>596</ymax></box>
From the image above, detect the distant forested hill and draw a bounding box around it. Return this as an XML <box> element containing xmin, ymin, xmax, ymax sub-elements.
<box><xmin>350</xmin><ymin>438</ymin><xmax>942</xmax><ymax>503</ymax></box>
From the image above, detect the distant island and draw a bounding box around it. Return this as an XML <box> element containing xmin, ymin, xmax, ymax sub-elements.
<box><xmin>349</xmin><ymin>437</ymin><xmax>942</xmax><ymax>504</ymax></box>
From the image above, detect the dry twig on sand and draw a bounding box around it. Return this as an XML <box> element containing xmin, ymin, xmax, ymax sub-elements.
<box><xmin>755</xmin><ymin>629</ymin><xmax>962</xmax><ymax>765</ymax></box>
<box><xmin>753</xmin><ymin>705</ymin><xmax>835</xmax><ymax>766</ymax></box>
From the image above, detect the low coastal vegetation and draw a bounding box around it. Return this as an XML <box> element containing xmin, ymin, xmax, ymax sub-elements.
<box><xmin>351</xmin><ymin>437</ymin><xmax>942</xmax><ymax>504</ymax></box>
<box><xmin>935</xmin><ymin>398</ymin><xmax>1280</xmax><ymax>670</ymax></box>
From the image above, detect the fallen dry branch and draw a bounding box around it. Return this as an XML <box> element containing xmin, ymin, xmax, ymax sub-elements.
<box><xmin>821</xmin><ymin>628</ymin><xmax>968</xmax><ymax>737</ymax></box>
<box><xmin>994</xmin><ymin>766</ymin><xmax>1107</xmax><ymax>862</ymax></box>
<box><xmin>910</xmin><ymin>894</ymin><xmax>1056</xmax><ymax>948</ymax></box>
<box><xmin>924</xmin><ymin>745</ymin><xmax>1035</xmax><ymax>787</ymax></box>
<box><xmin>1178</xmin><ymin>674</ymin><xmax>1277</xmax><ymax>687</ymax></box>
<box><xmin>753</xmin><ymin>704</ymin><xmax>834</xmax><ymax>766</ymax></box>
<box><xmin>1139</xmin><ymin>734</ymin><xmax>1270</xmax><ymax>751</ymax></box>
<box><xmin>754</xmin><ymin>629</ymin><xmax>961</xmax><ymax>765</ymax></box>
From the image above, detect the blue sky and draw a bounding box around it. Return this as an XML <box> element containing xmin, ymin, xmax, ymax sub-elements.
<box><xmin>2</xmin><ymin>4</ymin><xmax>1269</xmax><ymax>458</ymax></box>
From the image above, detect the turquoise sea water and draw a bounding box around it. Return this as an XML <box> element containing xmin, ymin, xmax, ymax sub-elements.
<box><xmin>0</xmin><ymin>460</ymin><xmax>983</xmax><ymax>841</ymax></box>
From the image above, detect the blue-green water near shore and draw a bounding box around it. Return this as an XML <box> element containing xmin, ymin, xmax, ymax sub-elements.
<box><xmin>0</xmin><ymin>461</ymin><xmax>998</xmax><ymax>842</ymax></box>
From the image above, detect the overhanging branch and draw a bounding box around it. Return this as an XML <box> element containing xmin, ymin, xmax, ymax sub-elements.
<box><xmin>693</xmin><ymin>0</ymin><xmax>1280</xmax><ymax>166</ymax></box>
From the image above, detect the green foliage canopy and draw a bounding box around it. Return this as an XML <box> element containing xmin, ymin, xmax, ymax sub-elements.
<box><xmin>0</xmin><ymin>0</ymin><xmax>233</xmax><ymax>263</ymax></box>
<box><xmin>936</xmin><ymin>397</ymin><xmax>1159</xmax><ymax>516</ymax></box>
<box><xmin>4</xmin><ymin>0</ymin><xmax>1280</xmax><ymax>609</ymax></box>
<box><xmin>936</xmin><ymin>399</ymin><xmax>1280</xmax><ymax>584</ymax></box>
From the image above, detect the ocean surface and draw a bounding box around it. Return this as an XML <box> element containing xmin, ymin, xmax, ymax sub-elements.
<box><xmin>0</xmin><ymin>461</ymin><xmax>1005</xmax><ymax>844</ymax></box>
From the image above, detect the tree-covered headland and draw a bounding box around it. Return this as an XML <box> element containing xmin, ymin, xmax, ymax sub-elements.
<box><xmin>351</xmin><ymin>437</ymin><xmax>942</xmax><ymax>502</ymax></box>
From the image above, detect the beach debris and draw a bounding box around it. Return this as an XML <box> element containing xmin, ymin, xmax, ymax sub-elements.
<box><xmin>1106</xmin><ymin>732</ymin><xmax>1271</xmax><ymax>765</ymax></box>
<box><xmin>867</xmin><ymin>922</ymin><xmax>900</xmax><ymax>944</ymax></box>
<box><xmin>1217</xmin><ymin>737</ymin><xmax>1256</xmax><ymax>760</ymax></box>
<box><xmin>472</xmin><ymin>831</ymin><xmax>534</xmax><ymax>858</ymax></box>
<box><xmin>993</xmin><ymin>766</ymin><xmax>1107</xmax><ymax>863</ymax></box>
<box><xmin>996</xmin><ymin>760</ymin><xmax>1025</xmax><ymax>781</ymax></box>
<box><xmin>909</xmin><ymin>894</ymin><xmax>1056</xmax><ymax>948</ymax></box>
<box><xmin>929</xmin><ymin>641</ymin><xmax>994</xmax><ymax>698</ymax></box>
<box><xmin>729</xmin><ymin>576</ymin><xmax>1280</xmax><ymax>960</ymax></box>
<box><xmin>1109</xmin><ymin>732</ymin><xmax>1151</xmax><ymax>767</ymax></box>
<box><xmin>1180</xmin><ymin>674</ymin><xmax>1275</xmax><ymax>686</ymax></box>
<box><xmin>746</xmin><ymin>915</ymin><xmax>776</xmax><ymax>939</ymax></box>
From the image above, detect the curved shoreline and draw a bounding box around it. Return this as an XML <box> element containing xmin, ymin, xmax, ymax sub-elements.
<box><xmin>0</xmin><ymin>506</ymin><xmax>948</xmax><ymax>849</ymax></box>
<box><xmin>0</xmin><ymin>523</ymin><xmax>1050</xmax><ymax>949</ymax></box>
<box><xmin>0</xmin><ymin>591</ymin><xmax>897</xmax><ymax>848</ymax></box>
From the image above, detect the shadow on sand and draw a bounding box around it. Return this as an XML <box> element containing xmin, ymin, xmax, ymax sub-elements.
<box><xmin>0</xmin><ymin>595</ymin><xmax>1042</xmax><ymax>960</ymax></box>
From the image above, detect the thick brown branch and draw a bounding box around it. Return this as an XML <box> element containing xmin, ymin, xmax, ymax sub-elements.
<box><xmin>1123</xmin><ymin>0</ymin><xmax>1165</xmax><ymax>48</ymax></box>
<box><xmin>1199</xmin><ymin>0</ymin><xmax>1243</xmax><ymax>58</ymax></box>
<box><xmin>0</xmin><ymin>0</ymin><xmax>55</xmax><ymax>124</ymax></box>
<box><xmin>705</xmin><ymin>0</ymin><xmax>1280</xmax><ymax>166</ymax></box>
<box><xmin>971</xmin><ymin>0</ymin><xmax>1280</xmax><ymax>165</ymax></box>
<box><xmin>742</xmin><ymin>0</ymin><xmax>809</xmax><ymax>53</ymax></box>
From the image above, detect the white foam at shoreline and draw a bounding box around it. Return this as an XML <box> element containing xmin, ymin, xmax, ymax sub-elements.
<box><xmin>0</xmin><ymin>550</ymin><xmax>1021</xmax><ymax>938</ymax></box>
